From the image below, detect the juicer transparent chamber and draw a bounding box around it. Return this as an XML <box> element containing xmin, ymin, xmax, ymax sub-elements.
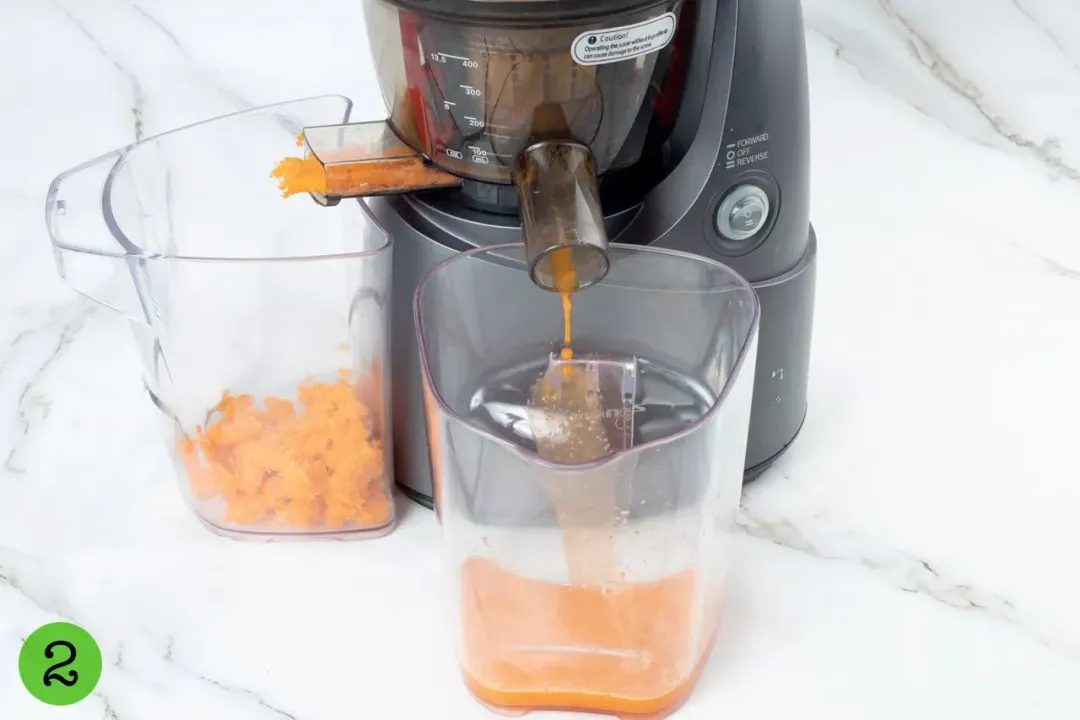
<box><xmin>278</xmin><ymin>0</ymin><xmax>690</xmax><ymax>291</ymax></box>
<box><xmin>44</xmin><ymin>96</ymin><xmax>396</xmax><ymax>539</ymax></box>
<box><xmin>363</xmin><ymin>0</ymin><xmax>687</xmax><ymax>183</ymax></box>
<box><xmin>416</xmin><ymin>244</ymin><xmax>760</xmax><ymax>718</ymax></box>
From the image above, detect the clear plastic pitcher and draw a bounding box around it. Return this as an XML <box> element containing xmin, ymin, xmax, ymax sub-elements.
<box><xmin>44</xmin><ymin>97</ymin><xmax>396</xmax><ymax>540</ymax></box>
<box><xmin>415</xmin><ymin>244</ymin><xmax>759</xmax><ymax>718</ymax></box>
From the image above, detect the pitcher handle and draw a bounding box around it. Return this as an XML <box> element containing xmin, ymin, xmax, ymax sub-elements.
<box><xmin>45</xmin><ymin>149</ymin><xmax>154</xmax><ymax>326</ymax></box>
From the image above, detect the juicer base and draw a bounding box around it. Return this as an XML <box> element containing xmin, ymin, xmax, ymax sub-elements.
<box><xmin>742</xmin><ymin>404</ymin><xmax>808</xmax><ymax>483</ymax></box>
<box><xmin>393</xmin><ymin>231</ymin><xmax>818</xmax><ymax>510</ymax></box>
<box><xmin>398</xmin><ymin>483</ymin><xmax>436</xmax><ymax>511</ymax></box>
<box><xmin>373</xmin><ymin>207</ymin><xmax>818</xmax><ymax>513</ymax></box>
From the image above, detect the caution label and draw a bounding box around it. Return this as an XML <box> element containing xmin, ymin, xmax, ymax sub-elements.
<box><xmin>571</xmin><ymin>12</ymin><xmax>678</xmax><ymax>66</ymax></box>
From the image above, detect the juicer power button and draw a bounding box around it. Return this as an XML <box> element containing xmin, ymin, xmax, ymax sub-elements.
<box><xmin>715</xmin><ymin>185</ymin><xmax>770</xmax><ymax>242</ymax></box>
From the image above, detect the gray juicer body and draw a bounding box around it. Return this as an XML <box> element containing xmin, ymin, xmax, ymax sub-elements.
<box><xmin>369</xmin><ymin>0</ymin><xmax>817</xmax><ymax>508</ymax></box>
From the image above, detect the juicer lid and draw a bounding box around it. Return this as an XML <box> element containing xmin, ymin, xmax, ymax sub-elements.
<box><xmin>381</xmin><ymin>0</ymin><xmax>677</xmax><ymax>25</ymax></box>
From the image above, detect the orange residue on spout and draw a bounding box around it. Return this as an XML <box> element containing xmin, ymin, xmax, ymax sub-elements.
<box><xmin>271</xmin><ymin>155</ymin><xmax>329</xmax><ymax>197</ymax></box>
<box><xmin>267</xmin><ymin>131</ymin><xmax>329</xmax><ymax>197</ymax></box>
<box><xmin>270</xmin><ymin>135</ymin><xmax>461</xmax><ymax>199</ymax></box>
<box><xmin>177</xmin><ymin>363</ymin><xmax>392</xmax><ymax>531</ymax></box>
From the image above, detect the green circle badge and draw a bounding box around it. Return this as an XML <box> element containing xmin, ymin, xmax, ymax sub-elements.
<box><xmin>18</xmin><ymin>622</ymin><xmax>103</xmax><ymax>706</ymax></box>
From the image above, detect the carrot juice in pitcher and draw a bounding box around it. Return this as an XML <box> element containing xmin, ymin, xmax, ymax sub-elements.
<box><xmin>458</xmin><ymin>555</ymin><xmax>722</xmax><ymax>718</ymax></box>
<box><xmin>414</xmin><ymin>242</ymin><xmax>760</xmax><ymax>719</ymax></box>
<box><xmin>454</xmin><ymin>247</ymin><xmax>723</xmax><ymax>718</ymax></box>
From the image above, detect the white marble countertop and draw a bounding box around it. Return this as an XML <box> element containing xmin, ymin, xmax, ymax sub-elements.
<box><xmin>3</xmin><ymin>0</ymin><xmax>1080</xmax><ymax>717</ymax></box>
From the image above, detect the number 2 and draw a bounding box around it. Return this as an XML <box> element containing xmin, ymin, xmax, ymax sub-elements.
<box><xmin>42</xmin><ymin>640</ymin><xmax>79</xmax><ymax>688</ymax></box>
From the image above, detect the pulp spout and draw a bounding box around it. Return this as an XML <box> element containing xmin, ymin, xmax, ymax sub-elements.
<box><xmin>512</xmin><ymin>141</ymin><xmax>611</xmax><ymax>293</ymax></box>
<box><xmin>271</xmin><ymin>120</ymin><xmax>462</xmax><ymax>202</ymax></box>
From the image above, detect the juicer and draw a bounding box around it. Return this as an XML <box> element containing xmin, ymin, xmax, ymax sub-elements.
<box><xmin>289</xmin><ymin>0</ymin><xmax>817</xmax><ymax>508</ymax></box>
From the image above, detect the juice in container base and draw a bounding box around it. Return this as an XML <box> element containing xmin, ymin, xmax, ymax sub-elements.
<box><xmin>459</xmin><ymin>554</ymin><xmax>723</xmax><ymax>719</ymax></box>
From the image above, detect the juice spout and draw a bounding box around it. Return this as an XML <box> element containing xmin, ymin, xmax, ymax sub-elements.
<box><xmin>271</xmin><ymin>120</ymin><xmax>462</xmax><ymax>205</ymax></box>
<box><xmin>512</xmin><ymin>140</ymin><xmax>611</xmax><ymax>294</ymax></box>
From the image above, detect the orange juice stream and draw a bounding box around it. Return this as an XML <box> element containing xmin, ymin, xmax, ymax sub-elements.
<box><xmin>538</xmin><ymin>247</ymin><xmax>619</xmax><ymax>588</ymax></box>
<box><xmin>552</xmin><ymin>247</ymin><xmax>575</xmax><ymax>364</ymax></box>
<box><xmin>533</xmin><ymin>248</ymin><xmax>626</xmax><ymax>587</ymax></box>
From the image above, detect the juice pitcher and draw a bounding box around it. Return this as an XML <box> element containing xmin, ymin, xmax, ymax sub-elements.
<box><xmin>415</xmin><ymin>243</ymin><xmax>760</xmax><ymax>718</ymax></box>
<box><xmin>44</xmin><ymin>97</ymin><xmax>396</xmax><ymax>540</ymax></box>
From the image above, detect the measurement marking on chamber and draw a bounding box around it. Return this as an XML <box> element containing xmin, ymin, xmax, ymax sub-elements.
<box><xmin>468</xmin><ymin>145</ymin><xmax>490</xmax><ymax>164</ymax></box>
<box><xmin>444</xmin><ymin>101</ymin><xmax>456</xmax><ymax>106</ymax></box>
<box><xmin>431</xmin><ymin>52</ymin><xmax>479</xmax><ymax>68</ymax></box>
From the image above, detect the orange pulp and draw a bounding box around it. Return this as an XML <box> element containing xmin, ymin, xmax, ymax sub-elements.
<box><xmin>177</xmin><ymin>365</ymin><xmax>392</xmax><ymax>531</ymax></box>
<box><xmin>459</xmin><ymin>556</ymin><xmax>718</xmax><ymax>718</ymax></box>
<box><xmin>270</xmin><ymin>133</ymin><xmax>459</xmax><ymax>199</ymax></box>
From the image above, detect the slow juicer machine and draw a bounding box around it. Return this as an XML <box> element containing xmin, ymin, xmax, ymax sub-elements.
<box><xmin>297</xmin><ymin>0</ymin><xmax>817</xmax><ymax>508</ymax></box>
